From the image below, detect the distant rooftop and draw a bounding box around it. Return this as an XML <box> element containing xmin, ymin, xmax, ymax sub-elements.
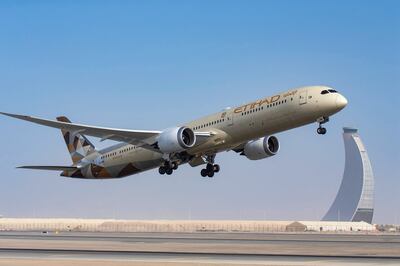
<box><xmin>343</xmin><ymin>127</ymin><xmax>358</xmax><ymax>133</ymax></box>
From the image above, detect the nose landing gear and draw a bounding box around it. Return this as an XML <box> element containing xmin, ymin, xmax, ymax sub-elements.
<box><xmin>317</xmin><ymin>127</ymin><xmax>327</xmax><ymax>135</ymax></box>
<box><xmin>317</xmin><ymin>116</ymin><xmax>329</xmax><ymax>135</ymax></box>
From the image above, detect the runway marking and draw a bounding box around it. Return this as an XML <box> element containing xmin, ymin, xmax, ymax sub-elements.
<box><xmin>0</xmin><ymin>248</ymin><xmax>399</xmax><ymax>260</ymax></box>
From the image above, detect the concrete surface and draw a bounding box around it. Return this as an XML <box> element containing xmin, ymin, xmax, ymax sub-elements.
<box><xmin>0</xmin><ymin>232</ymin><xmax>399</xmax><ymax>265</ymax></box>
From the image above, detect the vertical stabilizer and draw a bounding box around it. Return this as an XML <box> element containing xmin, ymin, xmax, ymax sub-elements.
<box><xmin>56</xmin><ymin>116</ymin><xmax>96</xmax><ymax>163</ymax></box>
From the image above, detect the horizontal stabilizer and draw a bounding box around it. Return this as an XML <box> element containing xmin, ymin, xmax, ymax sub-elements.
<box><xmin>17</xmin><ymin>166</ymin><xmax>78</xmax><ymax>171</ymax></box>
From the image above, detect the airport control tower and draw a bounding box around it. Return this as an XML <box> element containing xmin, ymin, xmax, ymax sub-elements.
<box><xmin>323</xmin><ymin>127</ymin><xmax>374</xmax><ymax>223</ymax></box>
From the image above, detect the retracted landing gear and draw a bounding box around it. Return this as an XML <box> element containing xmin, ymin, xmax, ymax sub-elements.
<box><xmin>159</xmin><ymin>161</ymin><xmax>178</xmax><ymax>175</ymax></box>
<box><xmin>200</xmin><ymin>155</ymin><xmax>220</xmax><ymax>178</ymax></box>
<box><xmin>316</xmin><ymin>116</ymin><xmax>329</xmax><ymax>135</ymax></box>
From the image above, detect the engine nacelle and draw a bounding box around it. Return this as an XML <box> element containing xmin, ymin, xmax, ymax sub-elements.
<box><xmin>243</xmin><ymin>136</ymin><xmax>280</xmax><ymax>160</ymax></box>
<box><xmin>157</xmin><ymin>127</ymin><xmax>196</xmax><ymax>154</ymax></box>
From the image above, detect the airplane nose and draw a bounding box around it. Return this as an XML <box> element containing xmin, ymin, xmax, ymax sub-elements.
<box><xmin>336</xmin><ymin>94</ymin><xmax>348</xmax><ymax>109</ymax></box>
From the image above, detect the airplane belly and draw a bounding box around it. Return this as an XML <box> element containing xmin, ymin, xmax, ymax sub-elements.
<box><xmin>68</xmin><ymin>149</ymin><xmax>163</xmax><ymax>179</ymax></box>
<box><xmin>116</xmin><ymin>149</ymin><xmax>163</xmax><ymax>177</ymax></box>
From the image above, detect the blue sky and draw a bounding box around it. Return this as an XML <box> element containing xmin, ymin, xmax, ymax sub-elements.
<box><xmin>0</xmin><ymin>1</ymin><xmax>399</xmax><ymax>224</ymax></box>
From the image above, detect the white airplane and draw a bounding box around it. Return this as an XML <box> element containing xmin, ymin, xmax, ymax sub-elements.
<box><xmin>1</xmin><ymin>85</ymin><xmax>347</xmax><ymax>178</ymax></box>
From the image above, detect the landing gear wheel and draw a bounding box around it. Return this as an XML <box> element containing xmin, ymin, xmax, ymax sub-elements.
<box><xmin>206</xmin><ymin>163</ymin><xmax>214</xmax><ymax>172</ymax></box>
<box><xmin>159</xmin><ymin>160</ymin><xmax>179</xmax><ymax>176</ymax></box>
<box><xmin>166</xmin><ymin>168</ymin><xmax>173</xmax><ymax>175</ymax></box>
<box><xmin>201</xmin><ymin>169</ymin><xmax>208</xmax><ymax>177</ymax></box>
<box><xmin>317</xmin><ymin>127</ymin><xmax>327</xmax><ymax>135</ymax></box>
<box><xmin>316</xmin><ymin>117</ymin><xmax>329</xmax><ymax>135</ymax></box>
<box><xmin>159</xmin><ymin>167</ymin><xmax>166</xmax><ymax>175</ymax></box>
<box><xmin>201</xmin><ymin>155</ymin><xmax>220</xmax><ymax>178</ymax></box>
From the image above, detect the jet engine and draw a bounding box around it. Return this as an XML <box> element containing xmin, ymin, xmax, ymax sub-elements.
<box><xmin>157</xmin><ymin>127</ymin><xmax>196</xmax><ymax>154</ymax></box>
<box><xmin>243</xmin><ymin>136</ymin><xmax>280</xmax><ymax>160</ymax></box>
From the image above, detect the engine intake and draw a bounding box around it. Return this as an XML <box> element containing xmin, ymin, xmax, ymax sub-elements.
<box><xmin>243</xmin><ymin>136</ymin><xmax>280</xmax><ymax>160</ymax></box>
<box><xmin>157</xmin><ymin>127</ymin><xmax>196</xmax><ymax>154</ymax></box>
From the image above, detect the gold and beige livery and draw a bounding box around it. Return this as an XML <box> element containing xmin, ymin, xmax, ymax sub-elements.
<box><xmin>1</xmin><ymin>85</ymin><xmax>347</xmax><ymax>178</ymax></box>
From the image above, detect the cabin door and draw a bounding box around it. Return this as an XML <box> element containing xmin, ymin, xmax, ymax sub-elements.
<box><xmin>227</xmin><ymin>112</ymin><xmax>234</xmax><ymax>126</ymax></box>
<box><xmin>299</xmin><ymin>90</ymin><xmax>308</xmax><ymax>105</ymax></box>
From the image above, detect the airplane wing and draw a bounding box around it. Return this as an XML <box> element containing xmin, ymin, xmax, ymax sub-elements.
<box><xmin>17</xmin><ymin>165</ymin><xmax>78</xmax><ymax>171</ymax></box>
<box><xmin>0</xmin><ymin>112</ymin><xmax>212</xmax><ymax>151</ymax></box>
<box><xmin>0</xmin><ymin>112</ymin><xmax>162</xmax><ymax>147</ymax></box>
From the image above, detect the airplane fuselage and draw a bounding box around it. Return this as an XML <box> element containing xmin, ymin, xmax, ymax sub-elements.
<box><xmin>62</xmin><ymin>85</ymin><xmax>347</xmax><ymax>178</ymax></box>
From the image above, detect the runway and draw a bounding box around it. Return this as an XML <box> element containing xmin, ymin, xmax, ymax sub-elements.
<box><xmin>0</xmin><ymin>232</ymin><xmax>399</xmax><ymax>265</ymax></box>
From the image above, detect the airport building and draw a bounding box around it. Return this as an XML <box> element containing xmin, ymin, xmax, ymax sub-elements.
<box><xmin>323</xmin><ymin>127</ymin><xmax>374</xmax><ymax>223</ymax></box>
<box><xmin>0</xmin><ymin>218</ymin><xmax>376</xmax><ymax>233</ymax></box>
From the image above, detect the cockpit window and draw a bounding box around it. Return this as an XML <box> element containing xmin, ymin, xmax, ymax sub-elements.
<box><xmin>321</xmin><ymin>90</ymin><xmax>329</xmax><ymax>95</ymax></box>
<box><xmin>328</xmin><ymin>89</ymin><xmax>338</xmax><ymax>93</ymax></box>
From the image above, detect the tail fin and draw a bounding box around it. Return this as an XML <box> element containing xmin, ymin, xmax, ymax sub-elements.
<box><xmin>57</xmin><ymin>116</ymin><xmax>95</xmax><ymax>163</ymax></box>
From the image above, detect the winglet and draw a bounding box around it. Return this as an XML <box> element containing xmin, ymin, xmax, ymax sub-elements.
<box><xmin>0</xmin><ymin>112</ymin><xmax>30</xmax><ymax>120</ymax></box>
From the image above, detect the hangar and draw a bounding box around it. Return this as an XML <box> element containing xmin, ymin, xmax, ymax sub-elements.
<box><xmin>0</xmin><ymin>218</ymin><xmax>376</xmax><ymax>233</ymax></box>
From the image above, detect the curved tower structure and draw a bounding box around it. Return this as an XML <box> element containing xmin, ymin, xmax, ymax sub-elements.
<box><xmin>323</xmin><ymin>127</ymin><xmax>374</xmax><ymax>223</ymax></box>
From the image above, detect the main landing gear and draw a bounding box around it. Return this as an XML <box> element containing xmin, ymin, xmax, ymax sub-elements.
<box><xmin>159</xmin><ymin>161</ymin><xmax>178</xmax><ymax>175</ymax></box>
<box><xmin>201</xmin><ymin>163</ymin><xmax>220</xmax><ymax>178</ymax></box>
<box><xmin>317</xmin><ymin>116</ymin><xmax>329</xmax><ymax>135</ymax></box>
<box><xmin>200</xmin><ymin>155</ymin><xmax>220</xmax><ymax>178</ymax></box>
